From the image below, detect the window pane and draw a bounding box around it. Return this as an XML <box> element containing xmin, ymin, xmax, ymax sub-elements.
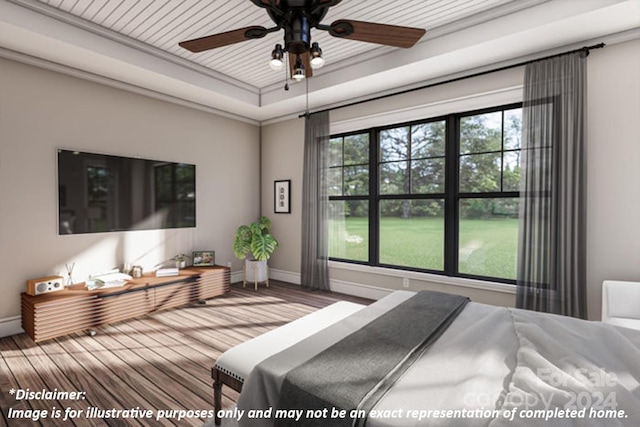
<box><xmin>458</xmin><ymin>198</ymin><xmax>519</xmax><ymax>280</ymax></box>
<box><xmin>328</xmin><ymin>168</ymin><xmax>342</xmax><ymax>196</ymax></box>
<box><xmin>460</xmin><ymin>111</ymin><xmax>502</xmax><ymax>154</ymax></box>
<box><xmin>459</xmin><ymin>152</ymin><xmax>501</xmax><ymax>192</ymax></box>
<box><xmin>344</xmin><ymin>134</ymin><xmax>369</xmax><ymax>165</ymax></box>
<box><xmin>329</xmin><ymin>200</ymin><xmax>368</xmax><ymax>262</ymax></box>
<box><xmin>411</xmin><ymin>158</ymin><xmax>445</xmax><ymax>193</ymax></box>
<box><xmin>504</xmin><ymin>108</ymin><xmax>522</xmax><ymax>150</ymax></box>
<box><xmin>380</xmin><ymin>161</ymin><xmax>408</xmax><ymax>195</ymax></box>
<box><xmin>502</xmin><ymin>151</ymin><xmax>521</xmax><ymax>191</ymax></box>
<box><xmin>380</xmin><ymin>127</ymin><xmax>409</xmax><ymax>161</ymax></box>
<box><xmin>412</xmin><ymin>121</ymin><xmax>446</xmax><ymax>158</ymax></box>
<box><xmin>379</xmin><ymin>199</ymin><xmax>444</xmax><ymax>270</ymax></box>
<box><xmin>344</xmin><ymin>165</ymin><xmax>369</xmax><ymax>196</ymax></box>
<box><xmin>329</xmin><ymin>137</ymin><xmax>343</xmax><ymax>167</ymax></box>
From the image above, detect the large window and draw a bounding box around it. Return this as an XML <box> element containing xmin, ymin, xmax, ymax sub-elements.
<box><xmin>378</xmin><ymin>120</ymin><xmax>446</xmax><ymax>271</ymax></box>
<box><xmin>329</xmin><ymin>104</ymin><xmax>522</xmax><ymax>283</ymax></box>
<box><xmin>328</xmin><ymin>133</ymin><xmax>370</xmax><ymax>262</ymax></box>
<box><xmin>458</xmin><ymin>108</ymin><xmax>522</xmax><ymax>280</ymax></box>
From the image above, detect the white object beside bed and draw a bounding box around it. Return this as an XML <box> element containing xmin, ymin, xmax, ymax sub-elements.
<box><xmin>215</xmin><ymin>300</ymin><xmax>365</xmax><ymax>383</ymax></box>
<box><xmin>602</xmin><ymin>280</ymin><xmax>640</xmax><ymax>330</ymax></box>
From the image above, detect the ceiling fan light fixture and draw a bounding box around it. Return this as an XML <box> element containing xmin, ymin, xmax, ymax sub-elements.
<box><xmin>310</xmin><ymin>42</ymin><xmax>325</xmax><ymax>69</ymax></box>
<box><xmin>179</xmin><ymin>1</ymin><xmax>427</xmax><ymax>82</ymax></box>
<box><xmin>269</xmin><ymin>43</ymin><xmax>284</xmax><ymax>70</ymax></box>
<box><xmin>292</xmin><ymin>56</ymin><xmax>306</xmax><ymax>81</ymax></box>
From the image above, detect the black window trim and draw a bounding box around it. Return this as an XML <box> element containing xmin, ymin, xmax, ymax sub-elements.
<box><xmin>329</xmin><ymin>102</ymin><xmax>523</xmax><ymax>285</ymax></box>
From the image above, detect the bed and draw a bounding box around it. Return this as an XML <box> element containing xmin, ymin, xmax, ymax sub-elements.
<box><xmin>212</xmin><ymin>290</ymin><xmax>640</xmax><ymax>426</ymax></box>
<box><xmin>212</xmin><ymin>301</ymin><xmax>366</xmax><ymax>423</ymax></box>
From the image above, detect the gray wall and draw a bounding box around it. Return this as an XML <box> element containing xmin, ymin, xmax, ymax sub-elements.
<box><xmin>261</xmin><ymin>38</ymin><xmax>640</xmax><ymax>319</ymax></box>
<box><xmin>0</xmin><ymin>57</ymin><xmax>260</xmax><ymax>325</ymax></box>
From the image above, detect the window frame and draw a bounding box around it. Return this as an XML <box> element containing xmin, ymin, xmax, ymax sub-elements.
<box><xmin>329</xmin><ymin>102</ymin><xmax>523</xmax><ymax>284</ymax></box>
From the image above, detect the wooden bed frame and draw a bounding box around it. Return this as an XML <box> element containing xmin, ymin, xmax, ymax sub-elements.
<box><xmin>212</xmin><ymin>367</ymin><xmax>242</xmax><ymax>425</ymax></box>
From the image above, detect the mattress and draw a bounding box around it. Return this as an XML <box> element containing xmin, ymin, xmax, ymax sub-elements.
<box><xmin>233</xmin><ymin>291</ymin><xmax>640</xmax><ymax>427</ymax></box>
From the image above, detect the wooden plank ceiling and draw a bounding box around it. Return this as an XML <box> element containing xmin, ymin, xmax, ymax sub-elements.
<box><xmin>33</xmin><ymin>0</ymin><xmax>515</xmax><ymax>89</ymax></box>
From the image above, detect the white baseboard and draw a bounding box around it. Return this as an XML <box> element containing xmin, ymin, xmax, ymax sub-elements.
<box><xmin>0</xmin><ymin>316</ymin><xmax>23</xmax><ymax>338</ymax></box>
<box><xmin>269</xmin><ymin>268</ymin><xmax>301</xmax><ymax>285</ymax></box>
<box><xmin>268</xmin><ymin>268</ymin><xmax>391</xmax><ymax>301</ymax></box>
<box><xmin>329</xmin><ymin>279</ymin><xmax>392</xmax><ymax>300</ymax></box>
<box><xmin>230</xmin><ymin>270</ymin><xmax>243</xmax><ymax>284</ymax></box>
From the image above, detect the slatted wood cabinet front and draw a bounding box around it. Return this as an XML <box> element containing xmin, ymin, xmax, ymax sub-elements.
<box><xmin>21</xmin><ymin>266</ymin><xmax>230</xmax><ymax>343</ymax></box>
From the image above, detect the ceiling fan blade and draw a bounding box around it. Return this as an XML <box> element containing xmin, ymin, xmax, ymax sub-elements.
<box><xmin>179</xmin><ymin>26</ymin><xmax>267</xmax><ymax>53</ymax></box>
<box><xmin>253</xmin><ymin>0</ymin><xmax>280</xmax><ymax>6</ymax></box>
<box><xmin>289</xmin><ymin>52</ymin><xmax>313</xmax><ymax>79</ymax></box>
<box><xmin>329</xmin><ymin>20</ymin><xmax>426</xmax><ymax>48</ymax></box>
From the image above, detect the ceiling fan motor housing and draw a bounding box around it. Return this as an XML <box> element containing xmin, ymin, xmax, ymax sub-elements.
<box><xmin>284</xmin><ymin>12</ymin><xmax>311</xmax><ymax>54</ymax></box>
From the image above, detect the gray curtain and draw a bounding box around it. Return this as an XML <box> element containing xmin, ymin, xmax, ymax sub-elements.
<box><xmin>301</xmin><ymin>111</ymin><xmax>331</xmax><ymax>291</ymax></box>
<box><xmin>517</xmin><ymin>51</ymin><xmax>587</xmax><ymax>318</ymax></box>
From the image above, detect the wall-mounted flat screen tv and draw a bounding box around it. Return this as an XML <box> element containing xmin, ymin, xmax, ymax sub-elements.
<box><xmin>58</xmin><ymin>149</ymin><xmax>196</xmax><ymax>234</ymax></box>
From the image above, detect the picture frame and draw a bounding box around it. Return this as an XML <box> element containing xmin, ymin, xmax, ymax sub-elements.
<box><xmin>274</xmin><ymin>179</ymin><xmax>291</xmax><ymax>214</ymax></box>
<box><xmin>192</xmin><ymin>250</ymin><xmax>215</xmax><ymax>267</ymax></box>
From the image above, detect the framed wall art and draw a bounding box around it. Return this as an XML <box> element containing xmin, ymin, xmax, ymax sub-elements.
<box><xmin>274</xmin><ymin>180</ymin><xmax>291</xmax><ymax>214</ymax></box>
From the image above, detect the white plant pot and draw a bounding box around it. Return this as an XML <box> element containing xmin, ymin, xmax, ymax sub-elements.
<box><xmin>245</xmin><ymin>259</ymin><xmax>268</xmax><ymax>283</ymax></box>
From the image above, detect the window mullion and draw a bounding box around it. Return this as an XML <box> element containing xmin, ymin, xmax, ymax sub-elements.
<box><xmin>369</xmin><ymin>129</ymin><xmax>379</xmax><ymax>265</ymax></box>
<box><xmin>444</xmin><ymin>115</ymin><xmax>459</xmax><ymax>276</ymax></box>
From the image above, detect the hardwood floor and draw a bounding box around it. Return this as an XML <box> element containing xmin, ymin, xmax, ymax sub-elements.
<box><xmin>0</xmin><ymin>281</ymin><xmax>372</xmax><ymax>427</ymax></box>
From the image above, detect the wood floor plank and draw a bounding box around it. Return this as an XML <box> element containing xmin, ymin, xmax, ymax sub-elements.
<box><xmin>111</xmin><ymin>318</ymin><xmax>213</xmax><ymax>374</ymax></box>
<box><xmin>26</xmin><ymin>337</ymin><xmax>142</xmax><ymax>427</ymax></box>
<box><xmin>132</xmin><ymin>317</ymin><xmax>222</xmax><ymax>370</ymax></box>
<box><xmin>0</xmin><ymin>338</ymin><xmax>69</xmax><ymax>427</ymax></box>
<box><xmin>10</xmin><ymin>334</ymin><xmax>104</xmax><ymax>427</ymax></box>
<box><xmin>52</xmin><ymin>336</ymin><xmax>168</xmax><ymax>427</ymax></box>
<box><xmin>70</xmin><ymin>331</ymin><xmax>205</xmax><ymax>426</ymax></box>
<box><xmin>0</xmin><ymin>350</ymin><xmax>40</xmax><ymax>427</ymax></box>
<box><xmin>0</xmin><ymin>281</ymin><xmax>372</xmax><ymax>425</ymax></box>
<box><xmin>100</xmin><ymin>322</ymin><xmax>213</xmax><ymax>406</ymax></box>
<box><xmin>129</xmin><ymin>317</ymin><xmax>241</xmax><ymax>408</ymax></box>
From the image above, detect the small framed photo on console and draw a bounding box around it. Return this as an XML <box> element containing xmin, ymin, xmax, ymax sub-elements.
<box><xmin>192</xmin><ymin>251</ymin><xmax>215</xmax><ymax>266</ymax></box>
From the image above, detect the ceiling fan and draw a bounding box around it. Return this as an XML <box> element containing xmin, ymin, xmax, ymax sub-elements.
<box><xmin>178</xmin><ymin>0</ymin><xmax>426</xmax><ymax>80</ymax></box>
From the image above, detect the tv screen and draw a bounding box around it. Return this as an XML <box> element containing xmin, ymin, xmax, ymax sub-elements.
<box><xmin>57</xmin><ymin>149</ymin><xmax>195</xmax><ymax>234</ymax></box>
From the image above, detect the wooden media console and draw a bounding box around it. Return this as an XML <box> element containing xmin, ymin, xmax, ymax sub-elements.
<box><xmin>21</xmin><ymin>266</ymin><xmax>230</xmax><ymax>343</ymax></box>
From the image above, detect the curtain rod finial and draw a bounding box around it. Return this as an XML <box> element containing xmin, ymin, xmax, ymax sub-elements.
<box><xmin>579</xmin><ymin>47</ymin><xmax>590</xmax><ymax>58</ymax></box>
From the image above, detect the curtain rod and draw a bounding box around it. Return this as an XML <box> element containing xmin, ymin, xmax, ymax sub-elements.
<box><xmin>299</xmin><ymin>42</ymin><xmax>605</xmax><ymax>118</ymax></box>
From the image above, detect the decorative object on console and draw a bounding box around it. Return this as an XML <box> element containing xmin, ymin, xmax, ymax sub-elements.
<box><xmin>156</xmin><ymin>267</ymin><xmax>179</xmax><ymax>277</ymax></box>
<box><xmin>65</xmin><ymin>262</ymin><xmax>75</xmax><ymax>285</ymax></box>
<box><xmin>233</xmin><ymin>216</ymin><xmax>279</xmax><ymax>290</ymax></box>
<box><xmin>173</xmin><ymin>253</ymin><xmax>191</xmax><ymax>269</ymax></box>
<box><xmin>274</xmin><ymin>180</ymin><xmax>291</xmax><ymax>214</ymax></box>
<box><xmin>26</xmin><ymin>276</ymin><xmax>64</xmax><ymax>296</ymax></box>
<box><xmin>192</xmin><ymin>251</ymin><xmax>215</xmax><ymax>267</ymax></box>
<box><xmin>130</xmin><ymin>265</ymin><xmax>144</xmax><ymax>278</ymax></box>
<box><xmin>85</xmin><ymin>270</ymin><xmax>132</xmax><ymax>290</ymax></box>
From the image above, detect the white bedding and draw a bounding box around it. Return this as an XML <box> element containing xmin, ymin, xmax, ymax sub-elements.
<box><xmin>215</xmin><ymin>301</ymin><xmax>365</xmax><ymax>383</ymax></box>
<box><xmin>227</xmin><ymin>292</ymin><xmax>640</xmax><ymax>426</ymax></box>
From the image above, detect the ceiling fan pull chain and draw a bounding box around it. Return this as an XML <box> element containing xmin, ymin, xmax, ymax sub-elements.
<box><xmin>284</xmin><ymin>53</ymin><xmax>289</xmax><ymax>91</ymax></box>
<box><xmin>305</xmin><ymin>76</ymin><xmax>310</xmax><ymax>116</ymax></box>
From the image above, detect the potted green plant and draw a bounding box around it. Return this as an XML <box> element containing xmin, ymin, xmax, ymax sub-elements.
<box><xmin>233</xmin><ymin>216</ymin><xmax>279</xmax><ymax>284</ymax></box>
<box><xmin>173</xmin><ymin>254</ymin><xmax>190</xmax><ymax>269</ymax></box>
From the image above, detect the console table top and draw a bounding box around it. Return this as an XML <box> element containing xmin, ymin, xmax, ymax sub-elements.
<box><xmin>21</xmin><ymin>265</ymin><xmax>229</xmax><ymax>304</ymax></box>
